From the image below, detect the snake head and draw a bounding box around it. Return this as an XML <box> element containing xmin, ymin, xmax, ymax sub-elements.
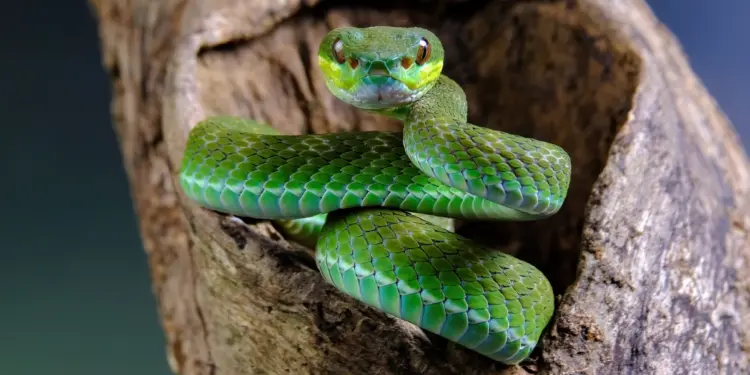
<box><xmin>318</xmin><ymin>26</ymin><xmax>444</xmax><ymax>112</ymax></box>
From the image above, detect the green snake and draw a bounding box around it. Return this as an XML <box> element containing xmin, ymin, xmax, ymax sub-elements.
<box><xmin>178</xmin><ymin>26</ymin><xmax>571</xmax><ymax>364</ymax></box>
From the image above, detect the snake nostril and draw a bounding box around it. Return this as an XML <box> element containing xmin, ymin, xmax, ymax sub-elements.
<box><xmin>401</xmin><ymin>57</ymin><xmax>413</xmax><ymax>69</ymax></box>
<box><xmin>349</xmin><ymin>58</ymin><xmax>359</xmax><ymax>69</ymax></box>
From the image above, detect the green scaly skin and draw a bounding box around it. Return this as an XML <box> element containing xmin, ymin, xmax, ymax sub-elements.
<box><xmin>178</xmin><ymin>26</ymin><xmax>571</xmax><ymax>364</ymax></box>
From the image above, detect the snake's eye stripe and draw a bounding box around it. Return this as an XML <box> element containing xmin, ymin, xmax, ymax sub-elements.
<box><xmin>332</xmin><ymin>38</ymin><xmax>346</xmax><ymax>64</ymax></box>
<box><xmin>416</xmin><ymin>37</ymin><xmax>431</xmax><ymax>65</ymax></box>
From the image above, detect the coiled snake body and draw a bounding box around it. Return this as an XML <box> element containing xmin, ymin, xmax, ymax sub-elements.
<box><xmin>179</xmin><ymin>26</ymin><xmax>571</xmax><ymax>364</ymax></box>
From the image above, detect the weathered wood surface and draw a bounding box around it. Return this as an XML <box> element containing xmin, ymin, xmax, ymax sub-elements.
<box><xmin>89</xmin><ymin>0</ymin><xmax>750</xmax><ymax>374</ymax></box>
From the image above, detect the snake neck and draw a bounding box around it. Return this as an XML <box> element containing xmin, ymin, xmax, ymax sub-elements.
<box><xmin>400</xmin><ymin>75</ymin><xmax>470</xmax><ymax>172</ymax></box>
<box><xmin>366</xmin><ymin>75</ymin><xmax>468</xmax><ymax>125</ymax></box>
<box><xmin>406</xmin><ymin>75</ymin><xmax>468</xmax><ymax>125</ymax></box>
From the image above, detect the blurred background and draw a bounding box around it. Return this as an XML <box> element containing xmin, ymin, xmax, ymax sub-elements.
<box><xmin>0</xmin><ymin>1</ymin><xmax>747</xmax><ymax>374</ymax></box>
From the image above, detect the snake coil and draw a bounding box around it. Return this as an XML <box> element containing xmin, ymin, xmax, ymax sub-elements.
<box><xmin>179</xmin><ymin>26</ymin><xmax>571</xmax><ymax>364</ymax></box>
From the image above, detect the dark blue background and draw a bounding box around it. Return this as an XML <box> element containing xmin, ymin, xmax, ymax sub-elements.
<box><xmin>1</xmin><ymin>1</ymin><xmax>747</xmax><ymax>374</ymax></box>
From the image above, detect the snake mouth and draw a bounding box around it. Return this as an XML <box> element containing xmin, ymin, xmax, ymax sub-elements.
<box><xmin>355</xmin><ymin>77</ymin><xmax>412</xmax><ymax>109</ymax></box>
<box><xmin>342</xmin><ymin>61</ymin><xmax>416</xmax><ymax>109</ymax></box>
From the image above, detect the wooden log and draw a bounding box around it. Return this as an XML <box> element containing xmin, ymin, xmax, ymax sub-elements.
<box><xmin>89</xmin><ymin>0</ymin><xmax>750</xmax><ymax>373</ymax></box>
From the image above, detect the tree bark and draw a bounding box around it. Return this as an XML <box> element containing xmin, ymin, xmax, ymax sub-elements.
<box><xmin>89</xmin><ymin>0</ymin><xmax>750</xmax><ymax>374</ymax></box>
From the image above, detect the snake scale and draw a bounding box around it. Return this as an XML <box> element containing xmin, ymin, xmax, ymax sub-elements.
<box><xmin>178</xmin><ymin>26</ymin><xmax>571</xmax><ymax>364</ymax></box>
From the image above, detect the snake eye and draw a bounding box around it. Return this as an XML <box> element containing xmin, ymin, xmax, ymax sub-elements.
<box><xmin>415</xmin><ymin>37</ymin><xmax>431</xmax><ymax>65</ymax></box>
<box><xmin>332</xmin><ymin>38</ymin><xmax>346</xmax><ymax>64</ymax></box>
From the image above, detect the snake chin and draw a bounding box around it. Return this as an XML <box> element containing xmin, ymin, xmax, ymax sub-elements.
<box><xmin>350</xmin><ymin>77</ymin><xmax>419</xmax><ymax>110</ymax></box>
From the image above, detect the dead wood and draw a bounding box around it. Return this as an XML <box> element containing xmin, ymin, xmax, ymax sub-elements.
<box><xmin>89</xmin><ymin>0</ymin><xmax>750</xmax><ymax>374</ymax></box>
